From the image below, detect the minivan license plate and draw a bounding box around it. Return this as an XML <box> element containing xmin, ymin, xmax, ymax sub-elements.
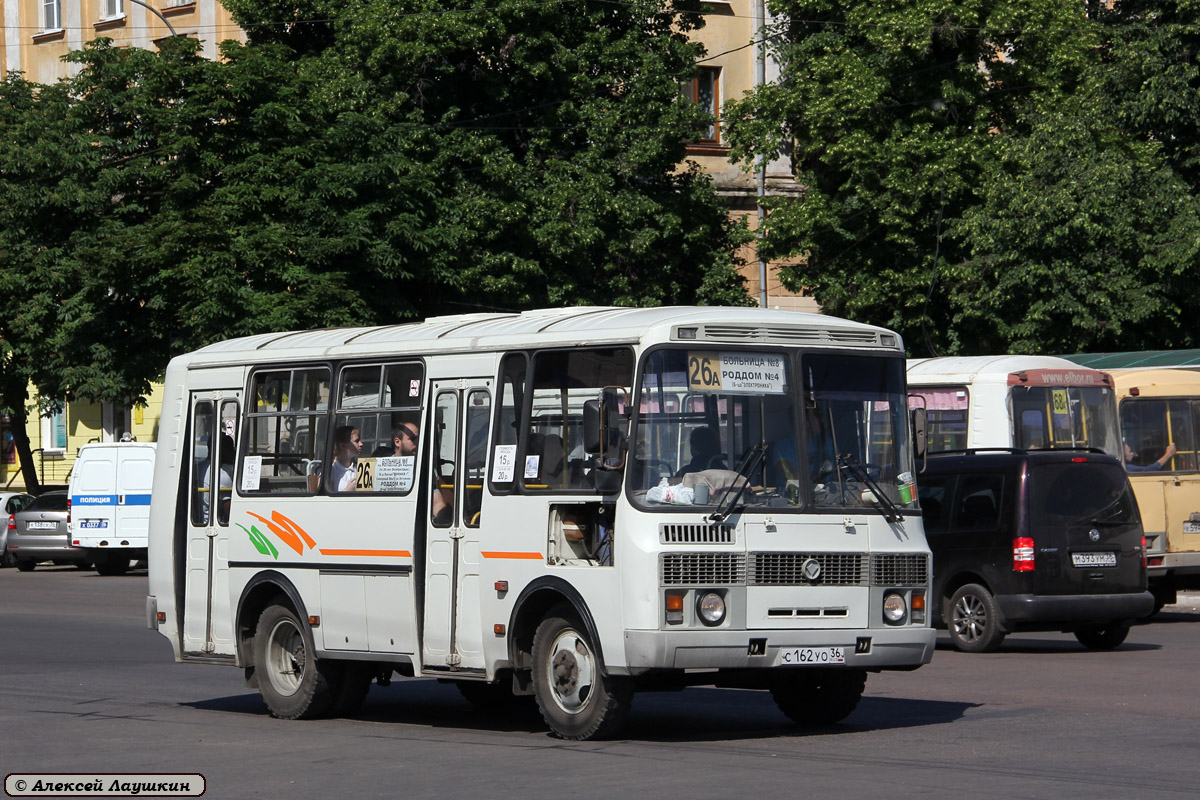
<box><xmin>1072</xmin><ymin>551</ymin><xmax>1117</xmax><ymax>567</ymax></box>
<box><xmin>777</xmin><ymin>647</ymin><xmax>846</xmax><ymax>665</ymax></box>
<box><xmin>25</xmin><ymin>521</ymin><xmax>57</xmax><ymax>530</ymax></box>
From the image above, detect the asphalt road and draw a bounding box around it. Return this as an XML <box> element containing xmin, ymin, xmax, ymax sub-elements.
<box><xmin>2</xmin><ymin>566</ymin><xmax>1198</xmax><ymax>800</ymax></box>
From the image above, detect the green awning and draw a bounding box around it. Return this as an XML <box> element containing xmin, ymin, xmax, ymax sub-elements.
<box><xmin>1062</xmin><ymin>350</ymin><xmax>1200</xmax><ymax>369</ymax></box>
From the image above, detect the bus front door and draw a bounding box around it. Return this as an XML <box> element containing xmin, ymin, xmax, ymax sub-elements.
<box><xmin>181</xmin><ymin>394</ymin><xmax>240</xmax><ymax>657</ymax></box>
<box><xmin>421</xmin><ymin>379</ymin><xmax>491</xmax><ymax>672</ymax></box>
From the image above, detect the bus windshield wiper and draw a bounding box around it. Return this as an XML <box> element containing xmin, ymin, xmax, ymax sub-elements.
<box><xmin>708</xmin><ymin>443</ymin><xmax>767</xmax><ymax>523</ymax></box>
<box><xmin>837</xmin><ymin>453</ymin><xmax>903</xmax><ymax>523</ymax></box>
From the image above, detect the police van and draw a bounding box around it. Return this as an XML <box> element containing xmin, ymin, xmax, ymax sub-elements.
<box><xmin>68</xmin><ymin>442</ymin><xmax>155</xmax><ymax>575</ymax></box>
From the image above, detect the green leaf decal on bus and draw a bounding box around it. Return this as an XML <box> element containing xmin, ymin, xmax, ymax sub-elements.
<box><xmin>237</xmin><ymin>524</ymin><xmax>279</xmax><ymax>559</ymax></box>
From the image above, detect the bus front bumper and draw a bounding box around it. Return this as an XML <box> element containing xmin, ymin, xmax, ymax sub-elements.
<box><xmin>621</xmin><ymin>627</ymin><xmax>936</xmax><ymax>672</ymax></box>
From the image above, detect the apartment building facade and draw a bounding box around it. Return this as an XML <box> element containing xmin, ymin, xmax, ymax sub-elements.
<box><xmin>2</xmin><ymin>0</ymin><xmax>244</xmax><ymax>84</ymax></box>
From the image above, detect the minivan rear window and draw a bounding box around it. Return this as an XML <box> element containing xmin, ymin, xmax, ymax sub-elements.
<box><xmin>1029</xmin><ymin>462</ymin><xmax>1138</xmax><ymax>526</ymax></box>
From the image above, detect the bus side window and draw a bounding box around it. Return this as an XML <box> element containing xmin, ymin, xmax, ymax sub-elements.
<box><xmin>190</xmin><ymin>400</ymin><xmax>215</xmax><ymax>526</ymax></box>
<box><xmin>243</xmin><ymin>368</ymin><xmax>330</xmax><ymax>494</ymax></box>
<box><xmin>464</xmin><ymin>390</ymin><xmax>490</xmax><ymax>527</ymax></box>
<box><xmin>216</xmin><ymin>400</ymin><xmax>239</xmax><ymax>526</ymax></box>
<box><xmin>432</xmin><ymin>392</ymin><xmax>459</xmax><ymax>527</ymax></box>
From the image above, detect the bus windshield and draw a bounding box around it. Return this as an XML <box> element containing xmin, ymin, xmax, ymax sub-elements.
<box><xmin>631</xmin><ymin>349</ymin><xmax>915</xmax><ymax>512</ymax></box>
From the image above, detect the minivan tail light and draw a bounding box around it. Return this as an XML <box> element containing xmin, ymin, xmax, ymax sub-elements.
<box><xmin>6</xmin><ymin>514</ymin><xmax>13</xmax><ymax>531</ymax></box>
<box><xmin>1141</xmin><ymin>535</ymin><xmax>1147</xmax><ymax>569</ymax></box>
<box><xmin>1013</xmin><ymin>537</ymin><xmax>1036</xmax><ymax>571</ymax></box>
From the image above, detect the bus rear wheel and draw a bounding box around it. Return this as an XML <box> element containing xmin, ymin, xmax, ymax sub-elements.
<box><xmin>770</xmin><ymin>668</ymin><xmax>867</xmax><ymax>725</ymax></box>
<box><xmin>253</xmin><ymin>603</ymin><xmax>336</xmax><ymax>720</ymax></box>
<box><xmin>531</xmin><ymin>606</ymin><xmax>632</xmax><ymax>740</ymax></box>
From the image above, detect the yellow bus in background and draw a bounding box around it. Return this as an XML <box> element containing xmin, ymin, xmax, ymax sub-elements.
<box><xmin>1110</xmin><ymin>368</ymin><xmax>1200</xmax><ymax>611</ymax></box>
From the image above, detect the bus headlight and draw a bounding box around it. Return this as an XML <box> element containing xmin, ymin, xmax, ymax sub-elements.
<box><xmin>697</xmin><ymin>592</ymin><xmax>726</xmax><ymax>626</ymax></box>
<box><xmin>882</xmin><ymin>592</ymin><xmax>908</xmax><ymax>625</ymax></box>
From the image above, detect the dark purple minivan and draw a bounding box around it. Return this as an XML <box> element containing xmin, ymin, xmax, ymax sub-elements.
<box><xmin>917</xmin><ymin>449</ymin><xmax>1154</xmax><ymax>652</ymax></box>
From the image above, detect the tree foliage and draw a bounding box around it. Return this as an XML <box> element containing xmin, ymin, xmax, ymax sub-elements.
<box><xmin>725</xmin><ymin>0</ymin><xmax>1200</xmax><ymax>356</ymax></box>
<box><xmin>0</xmin><ymin>2</ymin><xmax>751</xmax><ymax>488</ymax></box>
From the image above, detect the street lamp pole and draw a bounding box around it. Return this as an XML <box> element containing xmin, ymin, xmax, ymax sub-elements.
<box><xmin>125</xmin><ymin>0</ymin><xmax>179</xmax><ymax>38</ymax></box>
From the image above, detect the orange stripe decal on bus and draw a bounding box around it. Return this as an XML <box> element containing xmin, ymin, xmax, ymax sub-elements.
<box><xmin>247</xmin><ymin>511</ymin><xmax>306</xmax><ymax>556</ymax></box>
<box><xmin>481</xmin><ymin>551</ymin><xmax>544</xmax><ymax>560</ymax></box>
<box><xmin>318</xmin><ymin>549</ymin><xmax>412</xmax><ymax>558</ymax></box>
<box><xmin>246</xmin><ymin>511</ymin><xmax>319</xmax><ymax>556</ymax></box>
<box><xmin>271</xmin><ymin>511</ymin><xmax>318</xmax><ymax>550</ymax></box>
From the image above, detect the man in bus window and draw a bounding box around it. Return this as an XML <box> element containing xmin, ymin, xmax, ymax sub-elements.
<box><xmin>332</xmin><ymin>425</ymin><xmax>363</xmax><ymax>491</ymax></box>
<box><xmin>1123</xmin><ymin>439</ymin><xmax>1176</xmax><ymax>472</ymax></box>
<box><xmin>676</xmin><ymin>426</ymin><xmax>724</xmax><ymax>477</ymax></box>
<box><xmin>372</xmin><ymin>420</ymin><xmax>419</xmax><ymax>457</ymax></box>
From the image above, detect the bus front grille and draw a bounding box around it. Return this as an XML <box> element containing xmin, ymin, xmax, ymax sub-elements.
<box><xmin>660</xmin><ymin>523</ymin><xmax>735</xmax><ymax>544</ymax></box>
<box><xmin>871</xmin><ymin>553</ymin><xmax>930</xmax><ymax>586</ymax></box>
<box><xmin>749</xmin><ymin>553</ymin><xmax>866</xmax><ymax>586</ymax></box>
<box><xmin>660</xmin><ymin>553</ymin><xmax>746</xmax><ymax>586</ymax></box>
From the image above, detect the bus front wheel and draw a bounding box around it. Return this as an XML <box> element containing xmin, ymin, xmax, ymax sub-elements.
<box><xmin>253</xmin><ymin>603</ymin><xmax>336</xmax><ymax>720</ymax></box>
<box><xmin>531</xmin><ymin>605</ymin><xmax>632</xmax><ymax>740</ymax></box>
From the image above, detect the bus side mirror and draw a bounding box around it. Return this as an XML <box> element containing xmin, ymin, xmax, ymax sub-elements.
<box><xmin>583</xmin><ymin>400</ymin><xmax>601</xmax><ymax>454</ymax></box>
<box><xmin>911</xmin><ymin>407</ymin><xmax>927</xmax><ymax>459</ymax></box>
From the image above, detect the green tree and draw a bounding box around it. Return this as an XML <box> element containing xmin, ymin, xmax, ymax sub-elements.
<box><xmin>0</xmin><ymin>2</ymin><xmax>750</xmax><ymax>488</ymax></box>
<box><xmin>725</xmin><ymin>0</ymin><xmax>1200</xmax><ymax>355</ymax></box>
<box><xmin>220</xmin><ymin>0</ymin><xmax>751</xmax><ymax>312</ymax></box>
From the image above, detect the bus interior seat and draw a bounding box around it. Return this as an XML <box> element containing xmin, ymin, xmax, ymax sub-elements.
<box><xmin>540</xmin><ymin>434</ymin><xmax>565</xmax><ymax>483</ymax></box>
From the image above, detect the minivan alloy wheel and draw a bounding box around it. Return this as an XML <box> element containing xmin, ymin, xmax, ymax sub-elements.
<box><xmin>948</xmin><ymin>583</ymin><xmax>1006</xmax><ymax>653</ymax></box>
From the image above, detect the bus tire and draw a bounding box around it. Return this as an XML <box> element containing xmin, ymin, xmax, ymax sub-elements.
<box><xmin>948</xmin><ymin>583</ymin><xmax>1006</xmax><ymax>653</ymax></box>
<box><xmin>253</xmin><ymin>603</ymin><xmax>336</xmax><ymax>720</ymax></box>
<box><xmin>531</xmin><ymin>605</ymin><xmax>632</xmax><ymax>740</ymax></box>
<box><xmin>770</xmin><ymin>668</ymin><xmax>867</xmax><ymax>725</ymax></box>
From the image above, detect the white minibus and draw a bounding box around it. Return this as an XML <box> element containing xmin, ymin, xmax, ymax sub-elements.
<box><xmin>147</xmin><ymin>306</ymin><xmax>935</xmax><ymax>739</ymax></box>
<box><xmin>907</xmin><ymin>355</ymin><xmax>1121</xmax><ymax>456</ymax></box>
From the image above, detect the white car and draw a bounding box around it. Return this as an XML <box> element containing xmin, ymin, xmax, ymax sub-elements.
<box><xmin>0</xmin><ymin>491</ymin><xmax>35</xmax><ymax>567</ymax></box>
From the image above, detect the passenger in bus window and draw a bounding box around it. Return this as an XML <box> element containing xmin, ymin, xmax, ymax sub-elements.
<box><xmin>676</xmin><ymin>427</ymin><xmax>725</xmax><ymax>477</ymax></box>
<box><xmin>1123</xmin><ymin>439</ymin><xmax>1177</xmax><ymax>472</ymax></box>
<box><xmin>332</xmin><ymin>425</ymin><xmax>363</xmax><ymax>491</ymax></box>
<box><xmin>395</xmin><ymin>421</ymin><xmax>419</xmax><ymax>456</ymax></box>
<box><xmin>200</xmin><ymin>434</ymin><xmax>236</xmax><ymax>519</ymax></box>
<box><xmin>371</xmin><ymin>420</ymin><xmax>419</xmax><ymax>457</ymax></box>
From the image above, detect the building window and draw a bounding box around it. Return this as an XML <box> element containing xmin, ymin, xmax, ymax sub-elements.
<box><xmin>684</xmin><ymin>66</ymin><xmax>722</xmax><ymax>145</ymax></box>
<box><xmin>41</xmin><ymin>402</ymin><xmax>67</xmax><ymax>452</ymax></box>
<box><xmin>102</xmin><ymin>0</ymin><xmax>124</xmax><ymax>18</ymax></box>
<box><xmin>41</xmin><ymin>0</ymin><xmax>62</xmax><ymax>31</ymax></box>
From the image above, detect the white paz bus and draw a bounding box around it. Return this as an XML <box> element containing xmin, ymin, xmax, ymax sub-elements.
<box><xmin>147</xmin><ymin>306</ymin><xmax>935</xmax><ymax>740</ymax></box>
<box><xmin>907</xmin><ymin>355</ymin><xmax>1121</xmax><ymax>456</ymax></box>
